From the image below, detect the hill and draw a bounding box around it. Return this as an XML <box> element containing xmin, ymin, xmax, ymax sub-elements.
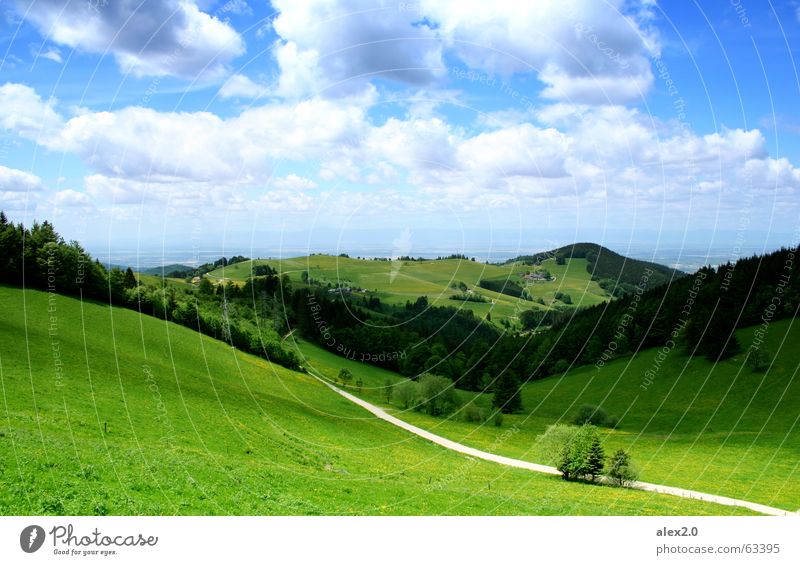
<box><xmin>0</xmin><ymin>285</ymin><xmax>745</xmax><ymax>515</ymax></box>
<box><xmin>508</xmin><ymin>242</ymin><xmax>684</xmax><ymax>294</ymax></box>
<box><xmin>206</xmin><ymin>253</ymin><xmax>616</xmax><ymax>327</ymax></box>
<box><xmin>139</xmin><ymin>263</ymin><xmax>194</xmax><ymax>276</ymax></box>
<box><xmin>288</xmin><ymin>317</ymin><xmax>800</xmax><ymax>512</ymax></box>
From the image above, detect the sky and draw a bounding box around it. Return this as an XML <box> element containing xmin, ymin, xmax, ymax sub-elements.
<box><xmin>1</xmin><ymin>0</ymin><xmax>800</xmax><ymax>261</ymax></box>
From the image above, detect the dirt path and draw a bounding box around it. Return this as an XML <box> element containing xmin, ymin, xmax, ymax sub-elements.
<box><xmin>311</xmin><ymin>372</ymin><xmax>795</xmax><ymax>516</ymax></box>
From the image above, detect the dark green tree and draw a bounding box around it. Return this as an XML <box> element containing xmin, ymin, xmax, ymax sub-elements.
<box><xmin>338</xmin><ymin>368</ymin><xmax>353</xmax><ymax>387</ymax></box>
<box><xmin>607</xmin><ymin>449</ymin><xmax>639</xmax><ymax>487</ymax></box>
<box><xmin>492</xmin><ymin>371</ymin><xmax>522</xmax><ymax>413</ymax></box>
<box><xmin>586</xmin><ymin>435</ymin><xmax>605</xmax><ymax>482</ymax></box>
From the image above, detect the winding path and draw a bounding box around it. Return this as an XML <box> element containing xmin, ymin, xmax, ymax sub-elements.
<box><xmin>311</xmin><ymin>372</ymin><xmax>795</xmax><ymax>516</ymax></box>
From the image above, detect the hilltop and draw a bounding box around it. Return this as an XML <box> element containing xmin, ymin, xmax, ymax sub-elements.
<box><xmin>205</xmin><ymin>244</ymin><xmax>679</xmax><ymax>328</ymax></box>
<box><xmin>506</xmin><ymin>242</ymin><xmax>684</xmax><ymax>294</ymax></box>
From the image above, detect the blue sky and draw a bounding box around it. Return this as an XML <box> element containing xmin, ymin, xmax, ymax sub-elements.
<box><xmin>1</xmin><ymin>0</ymin><xmax>799</xmax><ymax>258</ymax></box>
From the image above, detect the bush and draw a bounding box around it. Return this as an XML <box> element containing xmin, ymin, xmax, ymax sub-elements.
<box><xmin>607</xmin><ymin>449</ymin><xmax>639</xmax><ymax>487</ymax></box>
<box><xmin>492</xmin><ymin>411</ymin><xmax>504</xmax><ymax>427</ymax></box>
<box><xmin>395</xmin><ymin>380</ymin><xmax>418</xmax><ymax>409</ymax></box>
<box><xmin>573</xmin><ymin>404</ymin><xmax>618</xmax><ymax>428</ymax></box>
<box><xmin>462</xmin><ymin>403</ymin><xmax>486</xmax><ymax>423</ymax></box>
<box><xmin>534</xmin><ymin>423</ymin><xmax>580</xmax><ymax>466</ymax></box>
<box><xmin>745</xmin><ymin>347</ymin><xmax>770</xmax><ymax>372</ymax></box>
<box><xmin>554</xmin><ymin>291</ymin><xmax>572</xmax><ymax>304</ymax></box>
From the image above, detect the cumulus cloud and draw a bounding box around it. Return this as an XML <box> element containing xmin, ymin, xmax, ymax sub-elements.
<box><xmin>36</xmin><ymin>46</ymin><xmax>63</xmax><ymax>64</ymax></box>
<box><xmin>218</xmin><ymin>74</ymin><xmax>269</xmax><ymax>99</ymax></box>
<box><xmin>268</xmin><ymin>0</ymin><xmax>657</xmax><ymax>103</ymax></box>
<box><xmin>0</xmin><ymin>165</ymin><xmax>43</xmax><ymax>192</ymax></box>
<box><xmin>269</xmin><ymin>0</ymin><xmax>445</xmax><ymax>97</ymax></box>
<box><xmin>0</xmin><ymin>82</ymin><xmax>63</xmax><ymax>142</ymax></box>
<box><xmin>9</xmin><ymin>93</ymin><xmax>368</xmax><ymax>185</ymax></box>
<box><xmin>1</xmin><ymin>83</ymin><xmax>798</xmax><ymax>225</ymax></box>
<box><xmin>16</xmin><ymin>0</ymin><xmax>245</xmax><ymax>79</ymax></box>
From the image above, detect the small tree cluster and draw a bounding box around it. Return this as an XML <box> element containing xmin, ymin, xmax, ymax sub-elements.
<box><xmin>337</xmin><ymin>368</ymin><xmax>353</xmax><ymax>387</ymax></box>
<box><xmin>387</xmin><ymin>374</ymin><xmax>461</xmax><ymax>416</ymax></box>
<box><xmin>556</xmin><ymin>424</ymin><xmax>605</xmax><ymax>482</ymax></box>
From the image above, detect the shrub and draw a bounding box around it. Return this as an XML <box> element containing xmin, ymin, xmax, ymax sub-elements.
<box><xmin>607</xmin><ymin>449</ymin><xmax>639</xmax><ymax>487</ymax></box>
<box><xmin>745</xmin><ymin>347</ymin><xmax>770</xmax><ymax>373</ymax></box>
<box><xmin>463</xmin><ymin>403</ymin><xmax>486</xmax><ymax>423</ymax></box>
<box><xmin>534</xmin><ymin>423</ymin><xmax>580</xmax><ymax>466</ymax></box>
<box><xmin>395</xmin><ymin>380</ymin><xmax>419</xmax><ymax>409</ymax></box>
<box><xmin>492</xmin><ymin>411</ymin><xmax>504</xmax><ymax>427</ymax></box>
<box><xmin>573</xmin><ymin>404</ymin><xmax>618</xmax><ymax>428</ymax></box>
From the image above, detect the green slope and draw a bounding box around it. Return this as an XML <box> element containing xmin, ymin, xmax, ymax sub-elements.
<box><xmin>206</xmin><ymin>254</ymin><xmax>610</xmax><ymax>326</ymax></box>
<box><xmin>289</xmin><ymin>320</ymin><xmax>800</xmax><ymax>512</ymax></box>
<box><xmin>509</xmin><ymin>242</ymin><xmax>684</xmax><ymax>289</ymax></box>
<box><xmin>0</xmin><ymin>286</ymin><xmax>752</xmax><ymax>515</ymax></box>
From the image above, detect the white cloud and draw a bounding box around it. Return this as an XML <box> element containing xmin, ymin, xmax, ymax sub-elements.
<box><xmin>272</xmin><ymin>174</ymin><xmax>318</xmax><ymax>190</ymax></box>
<box><xmin>218</xmin><ymin>74</ymin><xmax>269</xmax><ymax>99</ymax></box>
<box><xmin>38</xmin><ymin>47</ymin><xmax>63</xmax><ymax>64</ymax></box>
<box><xmin>16</xmin><ymin>0</ymin><xmax>245</xmax><ymax>79</ymax></box>
<box><xmin>0</xmin><ymin>82</ymin><xmax>63</xmax><ymax>142</ymax></box>
<box><xmin>1</xmin><ymin>83</ymin><xmax>798</xmax><ymax>227</ymax></box>
<box><xmin>49</xmin><ymin>189</ymin><xmax>93</xmax><ymax>208</ymax></box>
<box><xmin>269</xmin><ymin>0</ymin><xmax>445</xmax><ymax>97</ymax></box>
<box><xmin>0</xmin><ymin>165</ymin><xmax>43</xmax><ymax>192</ymax></box>
<box><xmin>22</xmin><ymin>96</ymin><xmax>368</xmax><ymax>185</ymax></box>
<box><xmin>268</xmin><ymin>0</ymin><xmax>657</xmax><ymax>103</ymax></box>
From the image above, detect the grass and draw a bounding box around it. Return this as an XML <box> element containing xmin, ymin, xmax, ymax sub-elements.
<box><xmin>289</xmin><ymin>320</ymin><xmax>800</xmax><ymax>512</ymax></box>
<box><xmin>206</xmin><ymin>255</ymin><xmax>609</xmax><ymax>326</ymax></box>
<box><xmin>0</xmin><ymin>285</ymin><xmax>753</xmax><ymax>515</ymax></box>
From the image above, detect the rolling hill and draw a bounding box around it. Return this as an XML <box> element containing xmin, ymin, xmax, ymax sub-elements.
<box><xmin>205</xmin><ymin>251</ymin><xmax>639</xmax><ymax>327</ymax></box>
<box><xmin>508</xmin><ymin>242</ymin><xmax>684</xmax><ymax>291</ymax></box>
<box><xmin>288</xmin><ymin>318</ymin><xmax>800</xmax><ymax>512</ymax></box>
<box><xmin>0</xmin><ymin>285</ymin><xmax>751</xmax><ymax>515</ymax></box>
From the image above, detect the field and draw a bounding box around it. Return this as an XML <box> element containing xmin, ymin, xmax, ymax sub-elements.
<box><xmin>206</xmin><ymin>255</ymin><xmax>610</xmax><ymax>326</ymax></box>
<box><xmin>0</xmin><ymin>286</ymin><xmax>753</xmax><ymax>515</ymax></box>
<box><xmin>289</xmin><ymin>319</ymin><xmax>800</xmax><ymax>513</ymax></box>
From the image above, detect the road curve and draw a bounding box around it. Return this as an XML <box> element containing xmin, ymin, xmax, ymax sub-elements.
<box><xmin>311</xmin><ymin>373</ymin><xmax>796</xmax><ymax>516</ymax></box>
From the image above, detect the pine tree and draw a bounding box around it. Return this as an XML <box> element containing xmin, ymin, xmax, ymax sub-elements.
<box><xmin>608</xmin><ymin>449</ymin><xmax>639</xmax><ymax>487</ymax></box>
<box><xmin>123</xmin><ymin>267</ymin><xmax>137</xmax><ymax>289</ymax></box>
<box><xmin>492</xmin><ymin>371</ymin><xmax>522</xmax><ymax>413</ymax></box>
<box><xmin>586</xmin><ymin>435</ymin><xmax>605</xmax><ymax>482</ymax></box>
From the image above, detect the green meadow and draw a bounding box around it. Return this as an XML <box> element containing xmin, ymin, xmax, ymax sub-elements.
<box><xmin>206</xmin><ymin>255</ymin><xmax>609</xmax><ymax>326</ymax></box>
<box><xmin>0</xmin><ymin>286</ymin><xmax>754</xmax><ymax>515</ymax></box>
<box><xmin>290</xmin><ymin>319</ymin><xmax>800</xmax><ymax>513</ymax></box>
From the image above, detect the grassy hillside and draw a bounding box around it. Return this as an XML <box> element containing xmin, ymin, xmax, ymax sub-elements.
<box><xmin>290</xmin><ymin>319</ymin><xmax>800</xmax><ymax>512</ymax></box>
<box><xmin>0</xmin><ymin>286</ymin><xmax>752</xmax><ymax>515</ymax></box>
<box><xmin>509</xmin><ymin>242</ymin><xmax>684</xmax><ymax>290</ymax></box>
<box><xmin>206</xmin><ymin>254</ymin><xmax>610</xmax><ymax>326</ymax></box>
